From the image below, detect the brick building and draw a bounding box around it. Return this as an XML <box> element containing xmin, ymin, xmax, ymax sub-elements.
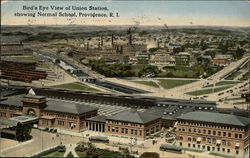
<box><xmin>0</xmin><ymin>93</ymin><xmax>98</xmax><ymax>132</ymax></box>
<box><xmin>175</xmin><ymin>111</ymin><xmax>249</xmax><ymax>158</ymax></box>
<box><xmin>1</xmin><ymin>43</ymin><xmax>24</xmax><ymax>56</ymax></box>
<box><xmin>104</xmin><ymin>110</ymin><xmax>162</xmax><ymax>140</ymax></box>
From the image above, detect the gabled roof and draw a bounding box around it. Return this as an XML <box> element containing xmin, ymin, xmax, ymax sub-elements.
<box><xmin>45</xmin><ymin>100</ymin><xmax>98</xmax><ymax>115</ymax></box>
<box><xmin>107</xmin><ymin>110</ymin><xmax>161</xmax><ymax>124</ymax></box>
<box><xmin>177</xmin><ymin>111</ymin><xmax>250</xmax><ymax>127</ymax></box>
<box><xmin>86</xmin><ymin>115</ymin><xmax>107</xmax><ymax>123</ymax></box>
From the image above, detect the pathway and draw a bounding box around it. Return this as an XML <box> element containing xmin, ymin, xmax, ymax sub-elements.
<box><xmin>63</xmin><ymin>144</ymin><xmax>78</xmax><ymax>157</ymax></box>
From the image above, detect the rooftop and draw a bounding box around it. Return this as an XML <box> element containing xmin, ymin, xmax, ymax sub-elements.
<box><xmin>45</xmin><ymin>100</ymin><xmax>98</xmax><ymax>115</ymax></box>
<box><xmin>177</xmin><ymin>111</ymin><xmax>250</xmax><ymax>127</ymax></box>
<box><xmin>86</xmin><ymin>115</ymin><xmax>107</xmax><ymax>123</ymax></box>
<box><xmin>107</xmin><ymin>110</ymin><xmax>161</xmax><ymax>124</ymax></box>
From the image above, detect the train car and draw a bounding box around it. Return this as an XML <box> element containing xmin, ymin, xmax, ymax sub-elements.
<box><xmin>89</xmin><ymin>136</ymin><xmax>109</xmax><ymax>143</ymax></box>
<box><xmin>160</xmin><ymin>144</ymin><xmax>182</xmax><ymax>154</ymax></box>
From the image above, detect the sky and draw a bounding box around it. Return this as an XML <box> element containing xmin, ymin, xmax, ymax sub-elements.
<box><xmin>1</xmin><ymin>0</ymin><xmax>250</xmax><ymax>26</ymax></box>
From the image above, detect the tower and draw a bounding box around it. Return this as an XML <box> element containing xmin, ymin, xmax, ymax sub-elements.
<box><xmin>22</xmin><ymin>95</ymin><xmax>47</xmax><ymax>117</ymax></box>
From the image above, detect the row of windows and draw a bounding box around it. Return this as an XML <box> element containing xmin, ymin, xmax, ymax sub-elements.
<box><xmin>41</xmin><ymin>120</ymin><xmax>49</xmax><ymax>125</ymax></box>
<box><xmin>185</xmin><ymin>136</ymin><xmax>233</xmax><ymax>146</ymax></box>
<box><xmin>178</xmin><ymin>128</ymin><xmax>243</xmax><ymax>139</ymax></box>
<box><xmin>45</xmin><ymin>113</ymin><xmax>77</xmax><ymax>120</ymax></box>
<box><xmin>181</xmin><ymin>143</ymin><xmax>240</xmax><ymax>155</ymax></box>
<box><xmin>107</xmin><ymin>126</ymin><xmax>142</xmax><ymax>136</ymax></box>
<box><xmin>0</xmin><ymin>112</ymin><xmax>6</xmax><ymax>117</ymax></box>
<box><xmin>108</xmin><ymin>121</ymin><xmax>142</xmax><ymax>127</ymax></box>
<box><xmin>178</xmin><ymin>122</ymin><xmax>243</xmax><ymax>131</ymax></box>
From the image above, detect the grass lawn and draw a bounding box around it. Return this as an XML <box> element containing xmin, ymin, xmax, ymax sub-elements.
<box><xmin>225</xmin><ymin>71</ymin><xmax>242</xmax><ymax>80</ymax></box>
<box><xmin>132</xmin><ymin>81</ymin><xmax>159</xmax><ymax>88</ymax></box>
<box><xmin>42</xmin><ymin>151</ymin><xmax>64</xmax><ymax>157</ymax></box>
<box><xmin>181</xmin><ymin>148</ymin><xmax>203</xmax><ymax>153</ymax></box>
<box><xmin>37</xmin><ymin>64</ymin><xmax>49</xmax><ymax>69</ymax></box>
<box><xmin>51</xmin><ymin>82</ymin><xmax>100</xmax><ymax>92</ymax></box>
<box><xmin>76</xmin><ymin>151</ymin><xmax>86</xmax><ymax>157</ymax></box>
<box><xmin>209</xmin><ymin>152</ymin><xmax>234</xmax><ymax>158</ymax></box>
<box><xmin>158</xmin><ymin>79</ymin><xmax>197</xmax><ymax>89</ymax></box>
<box><xmin>186</xmin><ymin>86</ymin><xmax>233</xmax><ymax>96</ymax></box>
<box><xmin>3</xmin><ymin>56</ymin><xmax>37</xmax><ymax>62</ymax></box>
<box><xmin>205</xmin><ymin>80</ymin><xmax>240</xmax><ymax>87</ymax></box>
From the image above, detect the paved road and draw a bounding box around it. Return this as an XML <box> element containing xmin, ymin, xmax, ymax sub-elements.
<box><xmin>0</xmin><ymin>129</ymin><xmax>83</xmax><ymax>157</ymax></box>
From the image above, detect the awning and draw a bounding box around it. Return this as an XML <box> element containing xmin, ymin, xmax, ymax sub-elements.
<box><xmin>197</xmin><ymin>137</ymin><xmax>201</xmax><ymax>142</ymax></box>
<box><xmin>216</xmin><ymin>140</ymin><xmax>221</xmax><ymax>144</ymax></box>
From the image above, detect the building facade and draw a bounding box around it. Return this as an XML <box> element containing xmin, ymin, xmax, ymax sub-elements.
<box><xmin>175</xmin><ymin>111</ymin><xmax>249</xmax><ymax>158</ymax></box>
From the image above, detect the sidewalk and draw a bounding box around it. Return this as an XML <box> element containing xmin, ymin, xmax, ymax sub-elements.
<box><xmin>63</xmin><ymin>144</ymin><xmax>78</xmax><ymax>157</ymax></box>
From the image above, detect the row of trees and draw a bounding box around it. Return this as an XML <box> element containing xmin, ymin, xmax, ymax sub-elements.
<box><xmin>89</xmin><ymin>60</ymin><xmax>161</xmax><ymax>77</ymax></box>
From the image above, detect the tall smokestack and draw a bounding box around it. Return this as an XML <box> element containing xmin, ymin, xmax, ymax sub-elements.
<box><xmin>111</xmin><ymin>34</ymin><xmax>114</xmax><ymax>47</ymax></box>
<box><xmin>101</xmin><ymin>36</ymin><xmax>103</xmax><ymax>47</ymax></box>
<box><xmin>129</xmin><ymin>33</ymin><xmax>132</xmax><ymax>45</ymax></box>
<box><xmin>87</xmin><ymin>42</ymin><xmax>89</xmax><ymax>51</ymax></box>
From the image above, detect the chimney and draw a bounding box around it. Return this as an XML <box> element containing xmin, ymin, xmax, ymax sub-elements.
<box><xmin>157</xmin><ymin>41</ymin><xmax>160</xmax><ymax>49</ymax></box>
<box><xmin>98</xmin><ymin>42</ymin><xmax>101</xmax><ymax>49</ymax></box>
<box><xmin>111</xmin><ymin>34</ymin><xmax>114</xmax><ymax>47</ymax></box>
<box><xmin>87</xmin><ymin>42</ymin><xmax>89</xmax><ymax>51</ymax></box>
<box><xmin>120</xmin><ymin>45</ymin><xmax>123</xmax><ymax>54</ymax></box>
<box><xmin>101</xmin><ymin>36</ymin><xmax>103</xmax><ymax>47</ymax></box>
<box><xmin>129</xmin><ymin>33</ymin><xmax>132</xmax><ymax>45</ymax></box>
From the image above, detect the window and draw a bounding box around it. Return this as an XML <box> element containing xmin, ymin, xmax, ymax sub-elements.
<box><xmin>213</xmin><ymin>131</ymin><xmax>216</xmax><ymax>135</ymax></box>
<box><xmin>222</xmin><ymin>148</ymin><xmax>225</xmax><ymax>152</ymax></box>
<box><xmin>212</xmin><ymin>138</ymin><xmax>216</xmax><ymax>144</ymax></box>
<box><xmin>222</xmin><ymin>140</ymin><xmax>226</xmax><ymax>146</ymax></box>
<box><xmin>227</xmin><ymin>149</ymin><xmax>230</xmax><ymax>153</ymax></box>
<box><xmin>212</xmin><ymin>147</ymin><xmax>215</xmax><ymax>151</ymax></box>
<box><xmin>108</xmin><ymin>126</ymin><xmax>110</xmax><ymax>131</ymax></box>
<box><xmin>189</xmin><ymin>128</ymin><xmax>192</xmax><ymax>132</ymax></box>
<box><xmin>202</xmin><ymin>137</ymin><xmax>206</xmax><ymax>141</ymax></box>
<box><xmin>203</xmin><ymin>129</ymin><xmax>206</xmax><ymax>134</ymax></box>
<box><xmin>112</xmin><ymin>127</ymin><xmax>115</xmax><ymax>132</ymax></box>
<box><xmin>228</xmin><ymin>133</ymin><xmax>231</xmax><ymax>137</ymax></box>
<box><xmin>182</xmin><ymin>128</ymin><xmax>185</xmax><ymax>132</ymax></box>
<box><xmin>134</xmin><ymin>130</ymin><xmax>137</xmax><ymax>135</ymax></box>
<box><xmin>131</xmin><ymin>129</ymin><xmax>134</xmax><ymax>134</ymax></box>
<box><xmin>198</xmin><ymin>145</ymin><xmax>200</xmax><ymax>149</ymax></box>
<box><xmin>180</xmin><ymin>136</ymin><xmax>183</xmax><ymax>140</ymax></box>
<box><xmin>207</xmin><ymin>138</ymin><xmax>211</xmax><ymax>143</ymax></box>
<box><xmin>208</xmin><ymin>130</ymin><xmax>211</xmax><ymax>134</ymax></box>
<box><xmin>235</xmin><ymin>133</ymin><xmax>238</xmax><ymax>138</ymax></box>
<box><xmin>217</xmin><ymin>148</ymin><xmax>220</xmax><ymax>152</ymax></box>
<box><xmin>193</xmin><ymin>144</ymin><xmax>196</xmax><ymax>148</ymax></box>
<box><xmin>236</xmin><ymin>150</ymin><xmax>239</xmax><ymax>155</ymax></box>
<box><xmin>115</xmin><ymin>127</ymin><xmax>119</xmax><ymax>132</ymax></box>
<box><xmin>193</xmin><ymin>137</ymin><xmax>196</xmax><ymax>142</ymax></box>
<box><xmin>239</xmin><ymin>134</ymin><xmax>242</xmax><ymax>139</ymax></box>
<box><xmin>227</xmin><ymin>141</ymin><xmax>231</xmax><ymax>146</ymax></box>
<box><xmin>139</xmin><ymin>130</ymin><xmax>142</xmax><ymax>136</ymax></box>
<box><xmin>218</xmin><ymin>131</ymin><xmax>221</xmax><ymax>136</ymax></box>
<box><xmin>180</xmin><ymin>142</ymin><xmax>182</xmax><ymax>146</ymax></box>
<box><xmin>121</xmin><ymin>128</ymin><xmax>124</xmax><ymax>133</ymax></box>
<box><xmin>202</xmin><ymin>145</ymin><xmax>205</xmax><ymax>150</ymax></box>
<box><xmin>193</xmin><ymin>128</ymin><xmax>196</xmax><ymax>132</ymax></box>
<box><xmin>125</xmin><ymin>128</ymin><xmax>128</xmax><ymax>134</ymax></box>
<box><xmin>188</xmin><ymin>143</ymin><xmax>191</xmax><ymax>147</ymax></box>
<box><xmin>198</xmin><ymin>129</ymin><xmax>201</xmax><ymax>133</ymax></box>
<box><xmin>188</xmin><ymin>137</ymin><xmax>192</xmax><ymax>141</ymax></box>
<box><xmin>223</xmin><ymin>132</ymin><xmax>226</xmax><ymax>137</ymax></box>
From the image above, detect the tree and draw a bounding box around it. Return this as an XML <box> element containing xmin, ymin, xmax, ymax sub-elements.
<box><xmin>121</xmin><ymin>148</ymin><xmax>130</xmax><ymax>158</ymax></box>
<box><xmin>139</xmin><ymin>152</ymin><xmax>160</xmax><ymax>158</ymax></box>
<box><xmin>16</xmin><ymin>123</ymin><xmax>33</xmax><ymax>142</ymax></box>
<box><xmin>66</xmin><ymin>152</ymin><xmax>74</xmax><ymax>158</ymax></box>
<box><xmin>85</xmin><ymin>143</ymin><xmax>99</xmax><ymax>158</ymax></box>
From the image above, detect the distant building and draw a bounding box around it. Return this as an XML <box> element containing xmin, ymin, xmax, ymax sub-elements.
<box><xmin>213</xmin><ymin>55</ymin><xmax>233</xmax><ymax>66</ymax></box>
<box><xmin>176</xmin><ymin>111</ymin><xmax>249</xmax><ymax>158</ymax></box>
<box><xmin>175</xmin><ymin>52</ymin><xmax>191</xmax><ymax>67</ymax></box>
<box><xmin>1</xmin><ymin>43</ymin><xmax>24</xmax><ymax>56</ymax></box>
<box><xmin>151</xmin><ymin>49</ymin><xmax>174</xmax><ymax>67</ymax></box>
